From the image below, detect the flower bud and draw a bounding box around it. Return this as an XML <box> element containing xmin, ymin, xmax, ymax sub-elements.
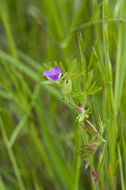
<box><xmin>61</xmin><ymin>79</ymin><xmax>72</xmax><ymax>96</ymax></box>
<box><xmin>92</xmin><ymin>171</ymin><xmax>98</xmax><ymax>182</ymax></box>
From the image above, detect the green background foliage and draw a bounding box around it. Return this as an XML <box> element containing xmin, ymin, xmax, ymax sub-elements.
<box><xmin>0</xmin><ymin>0</ymin><xmax>126</xmax><ymax>189</ymax></box>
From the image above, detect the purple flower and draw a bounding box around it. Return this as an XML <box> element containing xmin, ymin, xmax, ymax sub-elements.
<box><xmin>43</xmin><ymin>66</ymin><xmax>62</xmax><ymax>81</ymax></box>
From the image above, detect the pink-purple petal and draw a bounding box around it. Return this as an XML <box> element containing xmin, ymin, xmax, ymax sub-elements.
<box><xmin>50</xmin><ymin>74</ymin><xmax>59</xmax><ymax>80</ymax></box>
<box><xmin>56</xmin><ymin>66</ymin><xmax>59</xmax><ymax>70</ymax></box>
<box><xmin>48</xmin><ymin>68</ymin><xmax>56</xmax><ymax>75</ymax></box>
<box><xmin>43</xmin><ymin>66</ymin><xmax>62</xmax><ymax>81</ymax></box>
<box><xmin>43</xmin><ymin>71</ymin><xmax>49</xmax><ymax>76</ymax></box>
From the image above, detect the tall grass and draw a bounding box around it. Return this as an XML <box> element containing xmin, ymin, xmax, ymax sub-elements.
<box><xmin>0</xmin><ymin>0</ymin><xmax>126</xmax><ymax>189</ymax></box>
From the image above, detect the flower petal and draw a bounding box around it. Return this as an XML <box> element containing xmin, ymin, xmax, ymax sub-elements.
<box><xmin>43</xmin><ymin>66</ymin><xmax>62</xmax><ymax>81</ymax></box>
<box><xmin>56</xmin><ymin>66</ymin><xmax>59</xmax><ymax>70</ymax></box>
<box><xmin>43</xmin><ymin>71</ymin><xmax>49</xmax><ymax>76</ymax></box>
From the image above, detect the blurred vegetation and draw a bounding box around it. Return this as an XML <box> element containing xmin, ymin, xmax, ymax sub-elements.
<box><xmin>0</xmin><ymin>0</ymin><xmax>126</xmax><ymax>189</ymax></box>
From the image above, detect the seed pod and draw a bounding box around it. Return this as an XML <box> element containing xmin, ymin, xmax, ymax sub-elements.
<box><xmin>61</xmin><ymin>79</ymin><xmax>72</xmax><ymax>96</ymax></box>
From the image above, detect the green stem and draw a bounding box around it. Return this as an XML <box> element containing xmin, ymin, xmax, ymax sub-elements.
<box><xmin>102</xmin><ymin>1</ymin><xmax>116</xmax><ymax>188</ymax></box>
<box><xmin>114</xmin><ymin>0</ymin><xmax>124</xmax><ymax>112</ymax></box>
<box><xmin>97</xmin><ymin>140</ymin><xmax>107</xmax><ymax>176</ymax></box>
<box><xmin>0</xmin><ymin>1</ymin><xmax>17</xmax><ymax>59</ymax></box>
<box><xmin>118</xmin><ymin>145</ymin><xmax>125</xmax><ymax>190</ymax></box>
<box><xmin>73</xmin><ymin>124</ymin><xmax>82</xmax><ymax>190</ymax></box>
<box><xmin>0</xmin><ymin>117</ymin><xmax>25</xmax><ymax>190</ymax></box>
